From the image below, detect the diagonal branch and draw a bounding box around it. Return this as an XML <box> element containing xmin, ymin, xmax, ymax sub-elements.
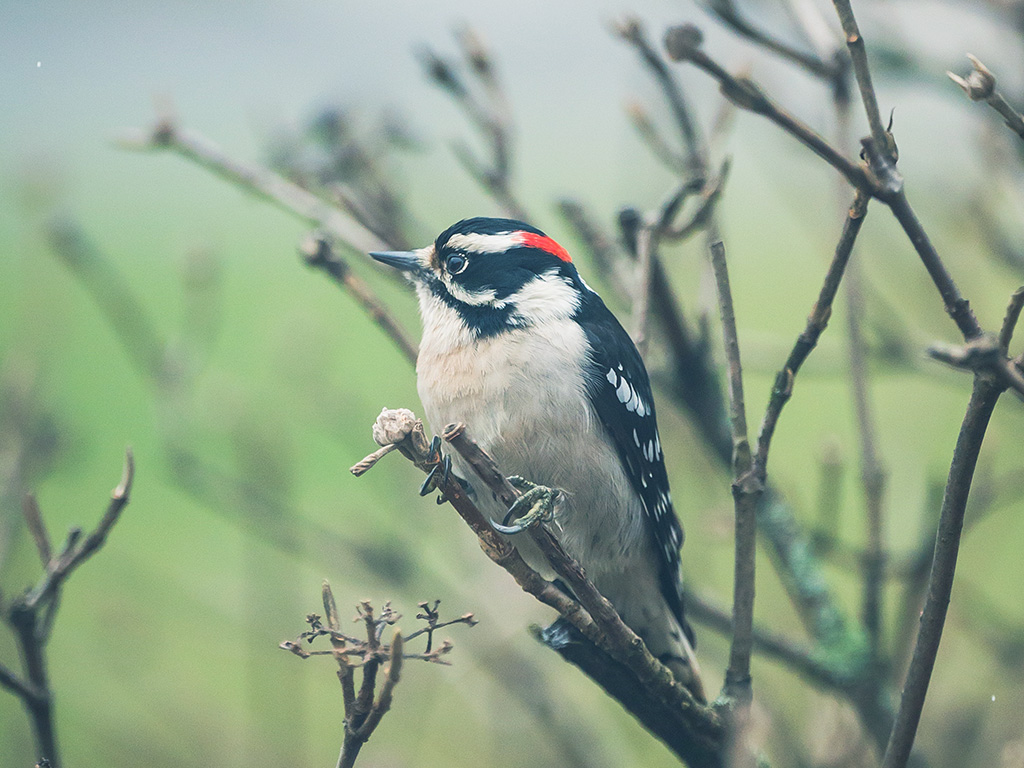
<box><xmin>118</xmin><ymin>119</ymin><xmax>421</xmax><ymax>365</ymax></box>
<box><xmin>117</xmin><ymin>119</ymin><xmax>387</xmax><ymax>253</ymax></box>
<box><xmin>752</xmin><ymin>191</ymin><xmax>870</xmax><ymax>478</ymax></box>
<box><xmin>354</xmin><ymin>410</ymin><xmax>726</xmax><ymax>766</ymax></box>
<box><xmin>880</xmin><ymin>373</ymin><xmax>1004</xmax><ymax>768</ymax></box>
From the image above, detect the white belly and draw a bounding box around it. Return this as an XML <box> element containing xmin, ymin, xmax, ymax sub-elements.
<box><xmin>416</xmin><ymin>307</ymin><xmax>648</xmax><ymax>576</ymax></box>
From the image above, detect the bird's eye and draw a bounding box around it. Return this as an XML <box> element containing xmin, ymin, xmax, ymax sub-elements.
<box><xmin>445</xmin><ymin>253</ymin><xmax>468</xmax><ymax>275</ymax></box>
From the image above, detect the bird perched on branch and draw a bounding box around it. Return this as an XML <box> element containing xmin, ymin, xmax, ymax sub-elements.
<box><xmin>371</xmin><ymin>217</ymin><xmax>704</xmax><ymax>701</ymax></box>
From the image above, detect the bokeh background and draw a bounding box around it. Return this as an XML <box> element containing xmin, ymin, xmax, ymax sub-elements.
<box><xmin>2</xmin><ymin>1</ymin><xmax>1024</xmax><ymax>767</ymax></box>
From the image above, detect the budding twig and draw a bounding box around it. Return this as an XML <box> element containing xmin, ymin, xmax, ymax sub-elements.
<box><xmin>948</xmin><ymin>55</ymin><xmax>1024</xmax><ymax>140</ymax></box>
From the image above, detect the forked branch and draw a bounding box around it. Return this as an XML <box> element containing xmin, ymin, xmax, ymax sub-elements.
<box><xmin>352</xmin><ymin>409</ymin><xmax>725</xmax><ymax>766</ymax></box>
<box><xmin>2</xmin><ymin>451</ymin><xmax>135</xmax><ymax>768</ymax></box>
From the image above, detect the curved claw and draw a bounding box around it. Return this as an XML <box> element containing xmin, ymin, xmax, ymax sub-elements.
<box><xmin>419</xmin><ymin>463</ymin><xmax>441</xmax><ymax>497</ymax></box>
<box><xmin>492</xmin><ymin>483</ymin><xmax>560</xmax><ymax>534</ymax></box>
<box><xmin>420</xmin><ymin>450</ymin><xmax>453</xmax><ymax>504</ymax></box>
<box><xmin>435</xmin><ymin>455</ymin><xmax>452</xmax><ymax>504</ymax></box>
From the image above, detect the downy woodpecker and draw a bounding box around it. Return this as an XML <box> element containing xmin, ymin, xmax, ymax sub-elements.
<box><xmin>371</xmin><ymin>217</ymin><xmax>704</xmax><ymax>700</ymax></box>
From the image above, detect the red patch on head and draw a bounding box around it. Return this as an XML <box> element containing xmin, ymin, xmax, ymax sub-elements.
<box><xmin>517</xmin><ymin>231</ymin><xmax>572</xmax><ymax>263</ymax></box>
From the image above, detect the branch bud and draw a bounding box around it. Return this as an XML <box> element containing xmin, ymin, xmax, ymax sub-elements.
<box><xmin>947</xmin><ymin>54</ymin><xmax>995</xmax><ymax>101</ymax></box>
<box><xmin>663</xmin><ymin>24</ymin><xmax>704</xmax><ymax>63</ymax></box>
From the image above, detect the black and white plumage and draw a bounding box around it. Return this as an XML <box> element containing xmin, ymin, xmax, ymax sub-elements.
<box><xmin>371</xmin><ymin>217</ymin><xmax>703</xmax><ymax>699</ymax></box>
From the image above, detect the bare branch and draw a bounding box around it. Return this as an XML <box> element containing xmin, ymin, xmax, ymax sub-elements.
<box><xmin>556</xmin><ymin>199</ymin><xmax>633</xmax><ymax>306</ymax></box>
<box><xmin>663</xmin><ymin>25</ymin><xmax>989</xmax><ymax>348</ymax></box>
<box><xmin>118</xmin><ymin>120</ymin><xmax>387</xmax><ymax>252</ymax></box>
<box><xmin>0</xmin><ymin>661</ymin><xmax>45</xmax><ymax>707</ymax></box>
<box><xmin>686</xmin><ymin>591</ymin><xmax>853</xmax><ymax>691</ymax></box>
<box><xmin>998</xmin><ymin>286</ymin><xmax>1024</xmax><ymax>353</ymax></box>
<box><xmin>356</xmin><ymin>412</ymin><xmax>726</xmax><ymax>765</ymax></box>
<box><xmin>21</xmin><ymin>449</ymin><xmax>134</xmax><ymax>615</ymax></box>
<box><xmin>881</xmin><ymin>374</ymin><xmax>1004</xmax><ymax>768</ymax></box>
<box><xmin>927</xmin><ymin>334</ymin><xmax>1024</xmax><ymax>400</ymax></box>
<box><xmin>845</xmin><ymin>241</ymin><xmax>887</xmax><ymax>664</ymax></box>
<box><xmin>829</xmin><ymin>0</ymin><xmax>891</xmax><ymax>156</ymax></box>
<box><xmin>948</xmin><ymin>55</ymin><xmax>1024</xmax><ymax>140</ymax></box>
<box><xmin>707</xmin><ymin>236</ymin><xmax>760</xmax><ymax>703</ymax></box>
<box><xmin>299</xmin><ymin>235</ymin><xmax>418</xmax><ymax>364</ymax></box>
<box><xmin>705</xmin><ymin>0</ymin><xmax>847</xmax><ymax>83</ymax></box>
<box><xmin>3</xmin><ymin>452</ymin><xmax>136</xmax><ymax>768</ymax></box>
<box><xmin>663</xmin><ymin>24</ymin><xmax>874</xmax><ymax>193</ymax></box>
<box><xmin>859</xmin><ymin>139</ymin><xmax>984</xmax><ymax>342</ymax></box>
<box><xmin>419</xmin><ymin>30</ymin><xmax>528</xmax><ymax>221</ymax></box>
<box><xmin>20</xmin><ymin>494</ymin><xmax>52</xmax><ymax>567</ymax></box>
<box><xmin>753</xmin><ymin>191</ymin><xmax>869</xmax><ymax>478</ymax></box>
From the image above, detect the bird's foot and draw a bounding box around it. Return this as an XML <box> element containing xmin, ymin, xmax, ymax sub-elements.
<box><xmin>419</xmin><ymin>436</ymin><xmax>453</xmax><ymax>504</ymax></box>
<box><xmin>492</xmin><ymin>476</ymin><xmax>561</xmax><ymax>534</ymax></box>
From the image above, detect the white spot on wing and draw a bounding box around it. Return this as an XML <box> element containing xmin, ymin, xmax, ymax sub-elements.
<box><xmin>626</xmin><ymin>390</ymin><xmax>639</xmax><ymax>412</ymax></box>
<box><xmin>616</xmin><ymin>378</ymin><xmax>631</xmax><ymax>404</ymax></box>
<box><xmin>606</xmin><ymin>368</ymin><xmax>617</xmax><ymax>385</ymax></box>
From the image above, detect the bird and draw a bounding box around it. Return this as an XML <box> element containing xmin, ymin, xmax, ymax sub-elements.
<box><xmin>371</xmin><ymin>216</ymin><xmax>704</xmax><ymax>701</ymax></box>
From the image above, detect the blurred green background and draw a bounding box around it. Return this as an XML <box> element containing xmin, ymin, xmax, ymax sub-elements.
<box><xmin>2</xmin><ymin>1</ymin><xmax>1024</xmax><ymax>767</ymax></box>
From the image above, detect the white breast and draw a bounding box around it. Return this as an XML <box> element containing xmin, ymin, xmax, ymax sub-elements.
<box><xmin>415</xmin><ymin>291</ymin><xmax>649</xmax><ymax>575</ymax></box>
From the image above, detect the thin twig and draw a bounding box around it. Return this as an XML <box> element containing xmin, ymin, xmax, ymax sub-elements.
<box><xmin>858</xmin><ymin>141</ymin><xmax>984</xmax><ymax>343</ymax></box>
<box><xmin>299</xmin><ymin>235</ymin><xmax>418</xmax><ymax>364</ymax></box>
<box><xmin>21</xmin><ymin>450</ymin><xmax>135</xmax><ymax>614</ymax></box>
<box><xmin>117</xmin><ymin>120</ymin><xmax>425</xmax><ymax>366</ymax></box>
<box><xmin>0</xmin><ymin>662</ymin><xmax>45</xmax><ymax>705</ymax></box>
<box><xmin>829</xmin><ymin>0</ymin><xmax>891</xmax><ymax>156</ymax></box>
<box><xmin>663</xmin><ymin>25</ymin><xmax>990</xmax><ymax>350</ymax></box>
<box><xmin>706</xmin><ymin>0</ymin><xmax>847</xmax><ymax>83</ymax></box>
<box><xmin>880</xmin><ymin>373</ymin><xmax>1004</xmax><ymax>768</ymax></box>
<box><xmin>663</xmin><ymin>25</ymin><xmax>874</xmax><ymax>194</ymax></box>
<box><xmin>847</xmin><ymin>258</ymin><xmax>887</xmax><ymax>662</ymax></box>
<box><xmin>419</xmin><ymin>31</ymin><xmax>529</xmax><ymax>221</ymax></box>
<box><xmin>20</xmin><ymin>494</ymin><xmax>52</xmax><ymax>566</ymax></box>
<box><xmin>686</xmin><ymin>592</ymin><xmax>854</xmax><ymax>691</ymax></box>
<box><xmin>998</xmin><ymin>286</ymin><xmax>1024</xmax><ymax>353</ymax></box>
<box><xmin>46</xmin><ymin>219</ymin><xmax>170</xmax><ymax>385</ymax></box>
<box><xmin>618</xmin><ymin>18</ymin><xmax>707</xmax><ymax>174</ymax></box>
<box><xmin>928</xmin><ymin>333</ymin><xmax>1024</xmax><ymax>400</ymax></box>
<box><xmin>948</xmin><ymin>55</ymin><xmax>1024</xmax><ymax>140</ymax></box>
<box><xmin>829</xmin><ymin>66</ymin><xmax>889</xmax><ymax>679</ymax></box>
<box><xmin>626</xmin><ymin>100</ymin><xmax>688</xmax><ymax>172</ymax></box>
<box><xmin>3</xmin><ymin>451</ymin><xmax>136</xmax><ymax>768</ymax></box>
<box><xmin>753</xmin><ymin>192</ymin><xmax>870</xmax><ymax>478</ymax></box>
<box><xmin>117</xmin><ymin>119</ymin><xmax>387</xmax><ymax>253</ymax></box>
<box><xmin>706</xmin><ymin>236</ymin><xmax>759</xmax><ymax>703</ymax></box>
<box><xmin>556</xmin><ymin>199</ymin><xmax>633</xmax><ymax>306</ymax></box>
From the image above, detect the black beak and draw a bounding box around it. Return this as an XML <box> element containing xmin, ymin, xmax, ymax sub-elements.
<box><xmin>370</xmin><ymin>250</ymin><xmax>422</xmax><ymax>274</ymax></box>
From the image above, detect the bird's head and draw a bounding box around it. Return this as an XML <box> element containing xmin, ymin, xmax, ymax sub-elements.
<box><xmin>371</xmin><ymin>217</ymin><xmax>590</xmax><ymax>338</ymax></box>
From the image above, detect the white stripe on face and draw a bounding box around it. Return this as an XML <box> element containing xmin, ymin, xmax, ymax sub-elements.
<box><xmin>505</xmin><ymin>269</ymin><xmax>580</xmax><ymax>324</ymax></box>
<box><xmin>442</xmin><ymin>231</ymin><xmax>522</xmax><ymax>254</ymax></box>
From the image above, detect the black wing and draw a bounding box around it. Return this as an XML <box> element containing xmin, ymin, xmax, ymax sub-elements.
<box><xmin>576</xmin><ymin>290</ymin><xmax>694</xmax><ymax>644</ymax></box>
